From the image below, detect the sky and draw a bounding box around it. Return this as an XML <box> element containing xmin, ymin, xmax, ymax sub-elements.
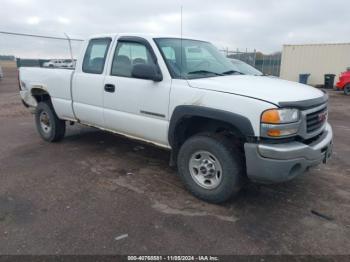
<box><xmin>0</xmin><ymin>0</ymin><xmax>350</xmax><ymax>58</ymax></box>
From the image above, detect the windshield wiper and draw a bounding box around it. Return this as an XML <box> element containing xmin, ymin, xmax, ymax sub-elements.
<box><xmin>187</xmin><ymin>70</ymin><xmax>223</xmax><ymax>76</ymax></box>
<box><xmin>222</xmin><ymin>70</ymin><xmax>244</xmax><ymax>75</ymax></box>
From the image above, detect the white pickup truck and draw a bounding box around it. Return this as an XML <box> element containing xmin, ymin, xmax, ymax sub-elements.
<box><xmin>19</xmin><ymin>33</ymin><xmax>333</xmax><ymax>203</ymax></box>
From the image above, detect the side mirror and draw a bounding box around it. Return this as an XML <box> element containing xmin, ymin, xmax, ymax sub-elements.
<box><xmin>131</xmin><ymin>64</ymin><xmax>163</xmax><ymax>82</ymax></box>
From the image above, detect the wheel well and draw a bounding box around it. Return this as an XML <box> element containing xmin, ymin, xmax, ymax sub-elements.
<box><xmin>169</xmin><ymin>116</ymin><xmax>246</xmax><ymax>165</ymax></box>
<box><xmin>31</xmin><ymin>88</ymin><xmax>51</xmax><ymax>104</ymax></box>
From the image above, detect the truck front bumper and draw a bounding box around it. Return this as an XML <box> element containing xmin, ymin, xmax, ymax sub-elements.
<box><xmin>244</xmin><ymin>123</ymin><xmax>333</xmax><ymax>183</ymax></box>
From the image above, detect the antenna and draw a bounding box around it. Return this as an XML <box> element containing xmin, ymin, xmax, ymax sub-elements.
<box><xmin>180</xmin><ymin>5</ymin><xmax>183</xmax><ymax>78</ymax></box>
<box><xmin>181</xmin><ymin>5</ymin><xmax>183</xmax><ymax>39</ymax></box>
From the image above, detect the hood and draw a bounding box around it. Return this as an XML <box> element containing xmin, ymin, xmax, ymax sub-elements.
<box><xmin>188</xmin><ymin>75</ymin><xmax>325</xmax><ymax>108</ymax></box>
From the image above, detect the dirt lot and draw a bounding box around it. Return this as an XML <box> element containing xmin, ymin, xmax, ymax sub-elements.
<box><xmin>0</xmin><ymin>65</ymin><xmax>349</xmax><ymax>255</ymax></box>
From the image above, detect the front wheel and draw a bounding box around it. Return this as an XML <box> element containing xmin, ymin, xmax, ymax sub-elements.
<box><xmin>35</xmin><ymin>101</ymin><xmax>66</xmax><ymax>142</ymax></box>
<box><xmin>344</xmin><ymin>84</ymin><xmax>350</xmax><ymax>96</ymax></box>
<box><xmin>177</xmin><ymin>134</ymin><xmax>244</xmax><ymax>203</ymax></box>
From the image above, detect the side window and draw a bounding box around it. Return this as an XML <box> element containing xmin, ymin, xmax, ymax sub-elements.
<box><xmin>82</xmin><ymin>38</ymin><xmax>111</xmax><ymax>74</ymax></box>
<box><xmin>111</xmin><ymin>41</ymin><xmax>154</xmax><ymax>77</ymax></box>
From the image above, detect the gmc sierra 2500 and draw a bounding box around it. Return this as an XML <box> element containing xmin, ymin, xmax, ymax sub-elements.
<box><xmin>19</xmin><ymin>33</ymin><xmax>333</xmax><ymax>203</ymax></box>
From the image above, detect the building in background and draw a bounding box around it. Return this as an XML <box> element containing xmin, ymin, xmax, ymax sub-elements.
<box><xmin>280</xmin><ymin>43</ymin><xmax>350</xmax><ymax>86</ymax></box>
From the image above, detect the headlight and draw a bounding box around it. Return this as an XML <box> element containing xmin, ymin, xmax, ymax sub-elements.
<box><xmin>261</xmin><ymin>108</ymin><xmax>301</xmax><ymax>138</ymax></box>
<box><xmin>261</xmin><ymin>108</ymin><xmax>300</xmax><ymax>124</ymax></box>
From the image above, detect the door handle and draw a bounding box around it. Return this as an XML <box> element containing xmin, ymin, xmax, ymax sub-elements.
<box><xmin>104</xmin><ymin>84</ymin><xmax>115</xmax><ymax>93</ymax></box>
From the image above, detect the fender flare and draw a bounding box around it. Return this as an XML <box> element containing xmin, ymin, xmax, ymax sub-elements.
<box><xmin>27</xmin><ymin>85</ymin><xmax>51</xmax><ymax>107</ymax></box>
<box><xmin>168</xmin><ymin>105</ymin><xmax>255</xmax><ymax>148</ymax></box>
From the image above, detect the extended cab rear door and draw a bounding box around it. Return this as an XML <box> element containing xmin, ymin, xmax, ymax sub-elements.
<box><xmin>72</xmin><ymin>37</ymin><xmax>112</xmax><ymax>127</ymax></box>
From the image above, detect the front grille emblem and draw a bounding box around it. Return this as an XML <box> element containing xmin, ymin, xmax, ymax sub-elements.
<box><xmin>318</xmin><ymin>111</ymin><xmax>327</xmax><ymax>123</ymax></box>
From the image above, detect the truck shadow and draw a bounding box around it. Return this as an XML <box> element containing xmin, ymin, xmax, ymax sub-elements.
<box><xmin>60</xmin><ymin>124</ymin><xmax>324</xmax><ymax>224</ymax></box>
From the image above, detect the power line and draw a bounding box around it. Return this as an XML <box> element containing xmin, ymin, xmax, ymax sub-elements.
<box><xmin>0</xmin><ymin>31</ymin><xmax>84</xmax><ymax>41</ymax></box>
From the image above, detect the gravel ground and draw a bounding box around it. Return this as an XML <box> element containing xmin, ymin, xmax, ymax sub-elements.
<box><xmin>0</xmin><ymin>66</ymin><xmax>349</xmax><ymax>255</ymax></box>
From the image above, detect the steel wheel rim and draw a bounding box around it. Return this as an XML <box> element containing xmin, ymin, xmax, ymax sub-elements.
<box><xmin>189</xmin><ymin>150</ymin><xmax>223</xmax><ymax>190</ymax></box>
<box><xmin>39</xmin><ymin>111</ymin><xmax>51</xmax><ymax>134</ymax></box>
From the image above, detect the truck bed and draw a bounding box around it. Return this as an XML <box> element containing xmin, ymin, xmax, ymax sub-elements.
<box><xmin>19</xmin><ymin>67</ymin><xmax>76</xmax><ymax>120</ymax></box>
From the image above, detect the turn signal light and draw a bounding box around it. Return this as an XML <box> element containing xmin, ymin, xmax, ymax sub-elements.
<box><xmin>261</xmin><ymin>109</ymin><xmax>280</xmax><ymax>124</ymax></box>
<box><xmin>267</xmin><ymin>129</ymin><xmax>281</xmax><ymax>137</ymax></box>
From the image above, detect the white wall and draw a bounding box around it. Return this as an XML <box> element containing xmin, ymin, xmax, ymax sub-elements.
<box><xmin>280</xmin><ymin>43</ymin><xmax>350</xmax><ymax>86</ymax></box>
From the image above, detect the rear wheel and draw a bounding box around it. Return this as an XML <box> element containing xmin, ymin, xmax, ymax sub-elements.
<box><xmin>344</xmin><ymin>84</ymin><xmax>350</xmax><ymax>96</ymax></box>
<box><xmin>35</xmin><ymin>101</ymin><xmax>66</xmax><ymax>142</ymax></box>
<box><xmin>177</xmin><ymin>134</ymin><xmax>244</xmax><ymax>203</ymax></box>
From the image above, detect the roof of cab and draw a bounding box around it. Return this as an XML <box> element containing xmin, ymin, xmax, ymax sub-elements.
<box><xmin>88</xmin><ymin>32</ymin><xmax>208</xmax><ymax>42</ymax></box>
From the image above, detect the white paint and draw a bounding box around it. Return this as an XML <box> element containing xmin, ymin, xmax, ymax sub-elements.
<box><xmin>19</xmin><ymin>33</ymin><xmax>329</xmax><ymax>147</ymax></box>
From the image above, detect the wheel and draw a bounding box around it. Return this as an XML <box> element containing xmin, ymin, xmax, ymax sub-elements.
<box><xmin>344</xmin><ymin>84</ymin><xmax>350</xmax><ymax>96</ymax></box>
<box><xmin>177</xmin><ymin>134</ymin><xmax>244</xmax><ymax>203</ymax></box>
<box><xmin>35</xmin><ymin>101</ymin><xmax>66</xmax><ymax>142</ymax></box>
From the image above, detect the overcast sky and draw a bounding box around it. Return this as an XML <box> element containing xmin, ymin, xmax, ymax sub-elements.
<box><xmin>1</xmin><ymin>0</ymin><xmax>350</xmax><ymax>58</ymax></box>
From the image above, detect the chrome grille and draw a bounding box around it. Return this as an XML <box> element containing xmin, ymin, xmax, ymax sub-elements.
<box><xmin>306</xmin><ymin>107</ymin><xmax>327</xmax><ymax>133</ymax></box>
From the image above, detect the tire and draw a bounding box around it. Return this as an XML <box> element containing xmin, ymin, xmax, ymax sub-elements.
<box><xmin>35</xmin><ymin>101</ymin><xmax>66</xmax><ymax>142</ymax></box>
<box><xmin>177</xmin><ymin>134</ymin><xmax>244</xmax><ymax>203</ymax></box>
<box><xmin>344</xmin><ymin>84</ymin><xmax>350</xmax><ymax>96</ymax></box>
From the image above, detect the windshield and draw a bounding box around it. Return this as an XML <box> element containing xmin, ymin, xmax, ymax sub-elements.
<box><xmin>230</xmin><ymin>59</ymin><xmax>263</xmax><ymax>76</ymax></box>
<box><xmin>154</xmin><ymin>38</ymin><xmax>245</xmax><ymax>79</ymax></box>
